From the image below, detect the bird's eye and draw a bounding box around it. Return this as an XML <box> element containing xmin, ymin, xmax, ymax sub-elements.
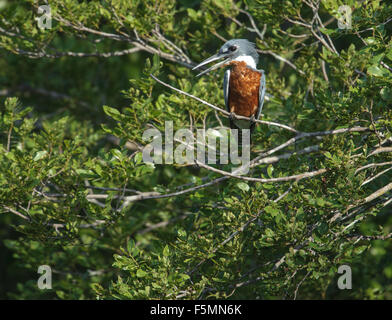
<box><xmin>228</xmin><ymin>46</ymin><xmax>237</xmax><ymax>52</ymax></box>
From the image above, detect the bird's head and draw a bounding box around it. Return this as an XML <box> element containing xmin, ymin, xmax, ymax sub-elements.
<box><xmin>192</xmin><ymin>39</ymin><xmax>259</xmax><ymax>77</ymax></box>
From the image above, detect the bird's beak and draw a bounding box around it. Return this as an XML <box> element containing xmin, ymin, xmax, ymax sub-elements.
<box><xmin>192</xmin><ymin>53</ymin><xmax>230</xmax><ymax>77</ymax></box>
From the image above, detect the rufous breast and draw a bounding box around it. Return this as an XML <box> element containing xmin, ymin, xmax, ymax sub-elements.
<box><xmin>226</xmin><ymin>61</ymin><xmax>261</xmax><ymax>118</ymax></box>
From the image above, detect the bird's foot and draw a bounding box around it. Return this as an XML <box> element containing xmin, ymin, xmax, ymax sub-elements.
<box><xmin>229</xmin><ymin>112</ymin><xmax>237</xmax><ymax>121</ymax></box>
<box><xmin>249</xmin><ymin>114</ymin><xmax>256</xmax><ymax>124</ymax></box>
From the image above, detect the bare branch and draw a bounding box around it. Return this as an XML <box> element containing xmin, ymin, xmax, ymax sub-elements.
<box><xmin>12</xmin><ymin>47</ymin><xmax>141</xmax><ymax>59</ymax></box>
<box><xmin>368</xmin><ymin>147</ymin><xmax>392</xmax><ymax>157</ymax></box>
<box><xmin>3</xmin><ymin>205</ymin><xmax>30</xmax><ymax>221</ymax></box>
<box><xmin>195</xmin><ymin>160</ymin><xmax>327</xmax><ymax>184</ymax></box>
<box><xmin>363</xmin><ymin>182</ymin><xmax>392</xmax><ymax>204</ymax></box>
<box><xmin>361</xmin><ymin>167</ymin><xmax>392</xmax><ymax>187</ymax></box>
<box><xmin>355</xmin><ymin>161</ymin><xmax>392</xmax><ymax>174</ymax></box>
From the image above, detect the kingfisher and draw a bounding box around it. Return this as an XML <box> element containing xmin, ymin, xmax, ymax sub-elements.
<box><xmin>192</xmin><ymin>39</ymin><xmax>266</xmax><ymax>139</ymax></box>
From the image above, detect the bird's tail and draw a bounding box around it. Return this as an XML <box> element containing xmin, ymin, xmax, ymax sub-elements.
<box><xmin>230</xmin><ymin>120</ymin><xmax>255</xmax><ymax>146</ymax></box>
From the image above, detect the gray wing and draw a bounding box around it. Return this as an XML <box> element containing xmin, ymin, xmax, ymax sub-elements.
<box><xmin>223</xmin><ymin>69</ymin><xmax>230</xmax><ymax>112</ymax></box>
<box><xmin>255</xmin><ymin>69</ymin><xmax>266</xmax><ymax>120</ymax></box>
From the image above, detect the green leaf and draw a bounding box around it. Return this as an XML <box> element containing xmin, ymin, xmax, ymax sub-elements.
<box><xmin>324</xmin><ymin>151</ymin><xmax>332</xmax><ymax>159</ymax></box>
<box><xmin>103</xmin><ymin>105</ymin><xmax>122</xmax><ymax>120</ymax></box>
<box><xmin>264</xmin><ymin>205</ymin><xmax>280</xmax><ymax>216</ymax></box>
<box><xmin>236</xmin><ymin>182</ymin><xmax>250</xmax><ymax>192</ymax></box>
<box><xmin>319</xmin><ymin>27</ymin><xmax>335</xmax><ymax>35</ymax></box>
<box><xmin>267</xmin><ymin>165</ymin><xmax>274</xmax><ymax>178</ymax></box>
<box><xmin>127</xmin><ymin>239</ymin><xmax>135</xmax><ymax>255</ymax></box>
<box><xmin>136</xmin><ymin>269</ymin><xmax>147</xmax><ymax>278</ymax></box>
<box><xmin>33</xmin><ymin>150</ymin><xmax>48</xmax><ymax>161</ymax></box>
<box><xmin>163</xmin><ymin>245</ymin><xmax>170</xmax><ymax>257</ymax></box>
<box><xmin>381</xmin><ymin>87</ymin><xmax>392</xmax><ymax>102</ymax></box>
<box><xmin>367</xmin><ymin>65</ymin><xmax>388</xmax><ymax>77</ymax></box>
<box><xmin>75</xmin><ymin>169</ymin><xmax>98</xmax><ymax>178</ymax></box>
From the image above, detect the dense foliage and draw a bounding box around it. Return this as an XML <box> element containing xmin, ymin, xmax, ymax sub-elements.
<box><xmin>1</xmin><ymin>0</ymin><xmax>392</xmax><ymax>299</ymax></box>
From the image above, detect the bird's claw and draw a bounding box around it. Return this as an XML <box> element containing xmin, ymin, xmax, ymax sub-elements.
<box><xmin>229</xmin><ymin>112</ymin><xmax>237</xmax><ymax>121</ymax></box>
